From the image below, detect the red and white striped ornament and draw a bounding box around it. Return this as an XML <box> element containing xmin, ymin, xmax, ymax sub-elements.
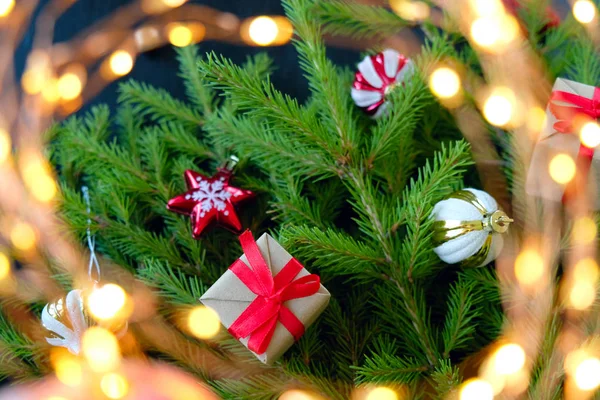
<box><xmin>351</xmin><ymin>49</ymin><xmax>415</xmax><ymax>118</ymax></box>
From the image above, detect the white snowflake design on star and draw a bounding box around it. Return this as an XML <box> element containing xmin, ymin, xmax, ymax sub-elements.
<box><xmin>185</xmin><ymin>178</ymin><xmax>233</xmax><ymax>217</ymax></box>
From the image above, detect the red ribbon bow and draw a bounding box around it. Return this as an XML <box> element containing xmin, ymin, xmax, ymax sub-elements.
<box><xmin>548</xmin><ymin>87</ymin><xmax>600</xmax><ymax>203</ymax></box>
<box><xmin>227</xmin><ymin>230</ymin><xmax>321</xmax><ymax>355</ymax></box>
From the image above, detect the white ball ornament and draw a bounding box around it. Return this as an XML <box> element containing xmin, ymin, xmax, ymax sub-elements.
<box><xmin>431</xmin><ymin>188</ymin><xmax>513</xmax><ymax>268</ymax></box>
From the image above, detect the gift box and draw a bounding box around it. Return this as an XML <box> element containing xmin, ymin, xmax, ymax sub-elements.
<box><xmin>200</xmin><ymin>231</ymin><xmax>330</xmax><ymax>364</ymax></box>
<box><xmin>527</xmin><ymin>78</ymin><xmax>600</xmax><ymax>208</ymax></box>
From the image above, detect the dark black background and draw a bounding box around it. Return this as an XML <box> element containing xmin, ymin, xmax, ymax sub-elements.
<box><xmin>15</xmin><ymin>0</ymin><xmax>361</xmax><ymax>112</ymax></box>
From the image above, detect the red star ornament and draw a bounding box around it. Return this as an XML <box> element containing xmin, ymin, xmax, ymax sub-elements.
<box><xmin>167</xmin><ymin>169</ymin><xmax>254</xmax><ymax>238</ymax></box>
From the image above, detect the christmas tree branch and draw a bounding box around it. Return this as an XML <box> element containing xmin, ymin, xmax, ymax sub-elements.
<box><xmin>176</xmin><ymin>45</ymin><xmax>215</xmax><ymax>115</ymax></box>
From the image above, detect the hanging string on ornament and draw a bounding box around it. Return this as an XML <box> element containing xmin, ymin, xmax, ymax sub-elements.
<box><xmin>41</xmin><ymin>186</ymin><xmax>127</xmax><ymax>355</ymax></box>
<box><xmin>167</xmin><ymin>155</ymin><xmax>255</xmax><ymax>238</ymax></box>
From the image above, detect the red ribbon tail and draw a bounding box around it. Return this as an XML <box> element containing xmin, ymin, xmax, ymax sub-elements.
<box><xmin>247</xmin><ymin>314</ymin><xmax>278</xmax><ymax>354</ymax></box>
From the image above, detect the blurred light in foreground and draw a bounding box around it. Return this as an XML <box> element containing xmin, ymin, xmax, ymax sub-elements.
<box><xmin>470</xmin><ymin>15</ymin><xmax>518</xmax><ymax>50</ymax></box>
<box><xmin>574</xmin><ymin>357</ymin><xmax>600</xmax><ymax>390</ymax></box>
<box><xmin>572</xmin><ymin>217</ymin><xmax>597</xmax><ymax>244</ymax></box>
<box><xmin>469</xmin><ymin>0</ymin><xmax>503</xmax><ymax>17</ymax></box>
<box><xmin>47</xmin><ymin>397</ymin><xmax>68</xmax><ymax>400</ymax></box>
<box><xmin>101</xmin><ymin>372</ymin><xmax>129</xmax><ymax>399</ymax></box>
<box><xmin>167</xmin><ymin>24</ymin><xmax>193</xmax><ymax>47</ymax></box>
<box><xmin>0</xmin><ymin>252</ymin><xmax>9</xmax><ymax>280</ymax></box>
<box><xmin>580</xmin><ymin>122</ymin><xmax>600</xmax><ymax>148</ymax></box>
<box><xmin>109</xmin><ymin>51</ymin><xmax>134</xmax><ymax>77</ymax></box>
<box><xmin>527</xmin><ymin>107</ymin><xmax>547</xmax><ymax>132</ymax></box>
<box><xmin>280</xmin><ymin>389</ymin><xmax>315</xmax><ymax>400</ymax></box>
<box><xmin>459</xmin><ymin>379</ymin><xmax>493</xmax><ymax>400</ymax></box>
<box><xmin>549</xmin><ymin>154</ymin><xmax>576</xmax><ymax>184</ymax></box>
<box><xmin>366</xmin><ymin>386</ymin><xmax>398</xmax><ymax>400</ymax></box>
<box><xmin>21</xmin><ymin>152</ymin><xmax>57</xmax><ymax>202</ymax></box>
<box><xmin>569</xmin><ymin>281</ymin><xmax>596</xmax><ymax>310</ymax></box>
<box><xmin>573</xmin><ymin>258</ymin><xmax>599</xmax><ymax>283</ymax></box>
<box><xmin>135</xmin><ymin>26</ymin><xmax>162</xmax><ymax>52</ymax></box>
<box><xmin>41</xmin><ymin>79</ymin><xmax>60</xmax><ymax>103</ymax></box>
<box><xmin>162</xmin><ymin>0</ymin><xmax>186</xmax><ymax>7</ymax></box>
<box><xmin>515</xmin><ymin>249</ymin><xmax>544</xmax><ymax>285</ymax></box>
<box><xmin>0</xmin><ymin>0</ymin><xmax>14</xmax><ymax>17</ymax></box>
<box><xmin>429</xmin><ymin>67</ymin><xmax>461</xmax><ymax>99</ymax></box>
<box><xmin>57</xmin><ymin>73</ymin><xmax>83</xmax><ymax>101</ymax></box>
<box><xmin>188</xmin><ymin>306</ymin><xmax>220</xmax><ymax>339</ymax></box>
<box><xmin>0</xmin><ymin>128</ymin><xmax>10</xmax><ymax>164</ymax></box>
<box><xmin>389</xmin><ymin>0</ymin><xmax>430</xmax><ymax>21</ymax></box>
<box><xmin>10</xmin><ymin>222</ymin><xmax>36</xmax><ymax>251</ymax></box>
<box><xmin>493</xmin><ymin>343</ymin><xmax>526</xmax><ymax>375</ymax></box>
<box><xmin>248</xmin><ymin>16</ymin><xmax>279</xmax><ymax>46</ymax></box>
<box><xmin>88</xmin><ymin>284</ymin><xmax>127</xmax><ymax>321</ymax></box>
<box><xmin>82</xmin><ymin>327</ymin><xmax>121</xmax><ymax>372</ymax></box>
<box><xmin>54</xmin><ymin>356</ymin><xmax>82</xmax><ymax>387</ymax></box>
<box><xmin>573</xmin><ymin>0</ymin><xmax>596</xmax><ymax>24</ymax></box>
<box><xmin>483</xmin><ymin>87</ymin><xmax>515</xmax><ymax>127</ymax></box>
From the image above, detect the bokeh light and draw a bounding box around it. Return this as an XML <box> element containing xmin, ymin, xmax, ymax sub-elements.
<box><xmin>0</xmin><ymin>0</ymin><xmax>15</xmax><ymax>17</ymax></box>
<box><xmin>483</xmin><ymin>87</ymin><xmax>515</xmax><ymax>127</ymax></box>
<box><xmin>459</xmin><ymin>379</ymin><xmax>494</xmax><ymax>400</ymax></box>
<box><xmin>580</xmin><ymin>122</ymin><xmax>600</xmax><ymax>148</ymax></box>
<box><xmin>248</xmin><ymin>16</ymin><xmax>279</xmax><ymax>46</ymax></box>
<box><xmin>573</xmin><ymin>0</ymin><xmax>596</xmax><ymax>24</ymax></box>
<box><xmin>100</xmin><ymin>372</ymin><xmax>129</xmax><ymax>399</ymax></box>
<box><xmin>573</xmin><ymin>258</ymin><xmax>599</xmax><ymax>283</ymax></box>
<box><xmin>10</xmin><ymin>222</ymin><xmax>36</xmax><ymax>251</ymax></box>
<box><xmin>366</xmin><ymin>386</ymin><xmax>398</xmax><ymax>400</ymax></box>
<box><xmin>0</xmin><ymin>128</ymin><xmax>10</xmax><ymax>164</ymax></box>
<box><xmin>167</xmin><ymin>24</ymin><xmax>193</xmax><ymax>47</ymax></box>
<box><xmin>279</xmin><ymin>389</ymin><xmax>315</xmax><ymax>400</ymax></box>
<box><xmin>20</xmin><ymin>152</ymin><xmax>57</xmax><ymax>202</ymax></box>
<box><xmin>0</xmin><ymin>252</ymin><xmax>9</xmax><ymax>280</ymax></box>
<box><xmin>514</xmin><ymin>249</ymin><xmax>544</xmax><ymax>286</ymax></box>
<box><xmin>493</xmin><ymin>343</ymin><xmax>526</xmax><ymax>375</ymax></box>
<box><xmin>88</xmin><ymin>284</ymin><xmax>128</xmax><ymax>321</ymax></box>
<box><xmin>429</xmin><ymin>67</ymin><xmax>461</xmax><ymax>99</ymax></box>
<box><xmin>569</xmin><ymin>281</ymin><xmax>596</xmax><ymax>310</ymax></box>
<box><xmin>549</xmin><ymin>154</ymin><xmax>576</xmax><ymax>184</ymax></box>
<box><xmin>389</xmin><ymin>0</ymin><xmax>430</xmax><ymax>21</ymax></box>
<box><xmin>188</xmin><ymin>306</ymin><xmax>221</xmax><ymax>339</ymax></box>
<box><xmin>574</xmin><ymin>357</ymin><xmax>600</xmax><ymax>390</ymax></box>
<box><xmin>57</xmin><ymin>73</ymin><xmax>83</xmax><ymax>101</ymax></box>
<box><xmin>527</xmin><ymin>107</ymin><xmax>547</xmax><ymax>132</ymax></box>
<box><xmin>41</xmin><ymin>79</ymin><xmax>60</xmax><ymax>103</ymax></box>
<box><xmin>572</xmin><ymin>217</ymin><xmax>597</xmax><ymax>244</ymax></box>
<box><xmin>470</xmin><ymin>14</ymin><xmax>518</xmax><ymax>50</ymax></box>
<box><xmin>82</xmin><ymin>327</ymin><xmax>121</xmax><ymax>372</ymax></box>
<box><xmin>54</xmin><ymin>356</ymin><xmax>82</xmax><ymax>387</ymax></box>
<box><xmin>109</xmin><ymin>51</ymin><xmax>134</xmax><ymax>77</ymax></box>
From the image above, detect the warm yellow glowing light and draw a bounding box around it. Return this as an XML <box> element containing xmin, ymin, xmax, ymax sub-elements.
<box><xmin>389</xmin><ymin>0</ymin><xmax>430</xmax><ymax>21</ymax></box>
<box><xmin>162</xmin><ymin>0</ymin><xmax>186</xmax><ymax>7</ymax></box>
<box><xmin>88</xmin><ymin>284</ymin><xmax>127</xmax><ymax>321</ymax></box>
<box><xmin>109</xmin><ymin>51</ymin><xmax>134</xmax><ymax>77</ymax></box>
<box><xmin>549</xmin><ymin>154</ymin><xmax>576</xmax><ymax>184</ymax></box>
<box><xmin>574</xmin><ymin>357</ymin><xmax>600</xmax><ymax>391</ymax></box>
<box><xmin>0</xmin><ymin>252</ymin><xmax>10</xmax><ymax>280</ymax></box>
<box><xmin>580</xmin><ymin>122</ymin><xmax>600</xmax><ymax>148</ymax></box>
<box><xmin>101</xmin><ymin>373</ymin><xmax>129</xmax><ymax>399</ymax></box>
<box><xmin>0</xmin><ymin>129</ymin><xmax>10</xmax><ymax>164</ymax></box>
<box><xmin>469</xmin><ymin>0</ymin><xmax>504</xmax><ymax>17</ymax></box>
<box><xmin>279</xmin><ymin>389</ymin><xmax>315</xmax><ymax>400</ymax></box>
<box><xmin>514</xmin><ymin>249</ymin><xmax>544</xmax><ymax>285</ymax></box>
<box><xmin>459</xmin><ymin>379</ymin><xmax>494</xmax><ymax>400</ymax></box>
<box><xmin>41</xmin><ymin>79</ymin><xmax>60</xmax><ymax>103</ymax></box>
<box><xmin>0</xmin><ymin>0</ymin><xmax>15</xmax><ymax>17</ymax></box>
<box><xmin>569</xmin><ymin>281</ymin><xmax>596</xmax><ymax>310</ymax></box>
<box><xmin>47</xmin><ymin>397</ymin><xmax>69</xmax><ymax>400</ymax></box>
<box><xmin>168</xmin><ymin>24</ymin><xmax>193</xmax><ymax>47</ymax></box>
<box><xmin>21</xmin><ymin>153</ymin><xmax>57</xmax><ymax>203</ymax></box>
<box><xmin>57</xmin><ymin>73</ymin><xmax>83</xmax><ymax>101</ymax></box>
<box><xmin>574</xmin><ymin>258</ymin><xmax>599</xmax><ymax>283</ymax></box>
<box><xmin>21</xmin><ymin>70</ymin><xmax>47</xmax><ymax>95</ymax></box>
<box><xmin>55</xmin><ymin>357</ymin><xmax>82</xmax><ymax>387</ymax></box>
<box><xmin>471</xmin><ymin>17</ymin><xmax>501</xmax><ymax>47</ymax></box>
<box><xmin>10</xmin><ymin>222</ymin><xmax>36</xmax><ymax>251</ymax></box>
<box><xmin>572</xmin><ymin>217</ymin><xmax>597</xmax><ymax>244</ymax></box>
<box><xmin>366</xmin><ymin>386</ymin><xmax>398</xmax><ymax>400</ymax></box>
<box><xmin>483</xmin><ymin>87</ymin><xmax>515</xmax><ymax>127</ymax></box>
<box><xmin>493</xmin><ymin>343</ymin><xmax>526</xmax><ymax>375</ymax></box>
<box><xmin>82</xmin><ymin>327</ymin><xmax>121</xmax><ymax>372</ymax></box>
<box><xmin>527</xmin><ymin>107</ymin><xmax>547</xmax><ymax>132</ymax></box>
<box><xmin>188</xmin><ymin>306</ymin><xmax>221</xmax><ymax>339</ymax></box>
<box><xmin>429</xmin><ymin>67</ymin><xmax>461</xmax><ymax>99</ymax></box>
<box><xmin>248</xmin><ymin>16</ymin><xmax>279</xmax><ymax>46</ymax></box>
<box><xmin>573</xmin><ymin>0</ymin><xmax>596</xmax><ymax>24</ymax></box>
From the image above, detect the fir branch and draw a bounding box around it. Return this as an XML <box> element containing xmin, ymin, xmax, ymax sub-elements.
<box><xmin>118</xmin><ymin>80</ymin><xmax>203</xmax><ymax>128</ymax></box>
<box><xmin>441</xmin><ymin>278</ymin><xmax>482</xmax><ymax>358</ymax></box>
<box><xmin>283</xmin><ymin>0</ymin><xmax>360</xmax><ymax>159</ymax></box>
<box><xmin>138</xmin><ymin>260</ymin><xmax>205</xmax><ymax>306</ymax></box>
<box><xmin>566</xmin><ymin>37</ymin><xmax>600</xmax><ymax>86</ymax></box>
<box><xmin>316</xmin><ymin>1</ymin><xmax>408</xmax><ymax>39</ymax></box>
<box><xmin>154</xmin><ymin>122</ymin><xmax>214</xmax><ymax>159</ymax></box>
<box><xmin>269</xmin><ymin>178</ymin><xmax>330</xmax><ymax>228</ymax></box>
<box><xmin>429</xmin><ymin>359</ymin><xmax>461</xmax><ymax>399</ymax></box>
<box><xmin>176</xmin><ymin>45</ymin><xmax>215</xmax><ymax>114</ymax></box>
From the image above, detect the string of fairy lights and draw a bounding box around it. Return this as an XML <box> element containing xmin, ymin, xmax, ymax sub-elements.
<box><xmin>0</xmin><ymin>0</ymin><xmax>599</xmax><ymax>399</ymax></box>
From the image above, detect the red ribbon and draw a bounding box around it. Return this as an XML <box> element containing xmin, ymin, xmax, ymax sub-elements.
<box><xmin>227</xmin><ymin>230</ymin><xmax>321</xmax><ymax>355</ymax></box>
<box><xmin>548</xmin><ymin>87</ymin><xmax>600</xmax><ymax>203</ymax></box>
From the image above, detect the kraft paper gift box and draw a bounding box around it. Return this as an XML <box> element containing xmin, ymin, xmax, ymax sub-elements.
<box><xmin>200</xmin><ymin>232</ymin><xmax>330</xmax><ymax>364</ymax></box>
<box><xmin>527</xmin><ymin>78</ymin><xmax>600</xmax><ymax>208</ymax></box>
